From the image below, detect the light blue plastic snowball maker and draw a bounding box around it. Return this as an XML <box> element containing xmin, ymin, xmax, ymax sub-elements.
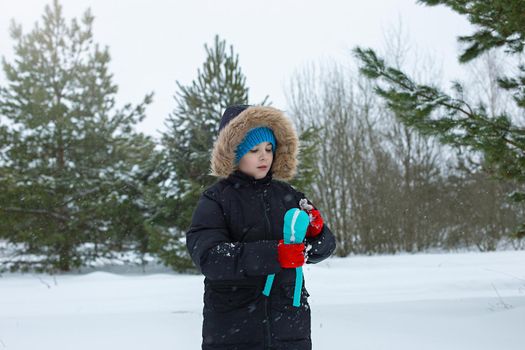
<box><xmin>262</xmin><ymin>208</ymin><xmax>309</xmax><ymax>307</ymax></box>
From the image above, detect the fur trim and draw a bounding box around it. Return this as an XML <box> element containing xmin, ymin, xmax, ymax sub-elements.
<box><xmin>210</xmin><ymin>106</ymin><xmax>299</xmax><ymax>181</ymax></box>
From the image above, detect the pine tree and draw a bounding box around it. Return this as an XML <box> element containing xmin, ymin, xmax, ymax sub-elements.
<box><xmin>353</xmin><ymin>0</ymin><xmax>525</xmax><ymax>239</ymax></box>
<box><xmin>164</xmin><ymin>34</ymin><xmax>252</xmax><ymax>213</ymax></box>
<box><xmin>152</xmin><ymin>35</ymin><xmax>258</xmax><ymax>270</ymax></box>
<box><xmin>0</xmin><ymin>0</ymin><xmax>156</xmax><ymax>272</ymax></box>
<box><xmin>289</xmin><ymin>125</ymin><xmax>321</xmax><ymax>198</ymax></box>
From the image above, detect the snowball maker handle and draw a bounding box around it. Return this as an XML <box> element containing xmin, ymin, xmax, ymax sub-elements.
<box><xmin>262</xmin><ymin>208</ymin><xmax>309</xmax><ymax>308</ymax></box>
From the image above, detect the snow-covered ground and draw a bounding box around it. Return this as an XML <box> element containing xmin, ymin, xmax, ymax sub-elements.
<box><xmin>1</xmin><ymin>250</ymin><xmax>524</xmax><ymax>349</ymax></box>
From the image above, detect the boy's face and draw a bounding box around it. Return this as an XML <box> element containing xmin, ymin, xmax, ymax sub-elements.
<box><xmin>238</xmin><ymin>142</ymin><xmax>274</xmax><ymax>179</ymax></box>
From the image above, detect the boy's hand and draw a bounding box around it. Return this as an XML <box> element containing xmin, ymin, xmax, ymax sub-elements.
<box><xmin>299</xmin><ymin>199</ymin><xmax>324</xmax><ymax>238</ymax></box>
<box><xmin>305</xmin><ymin>209</ymin><xmax>324</xmax><ymax>238</ymax></box>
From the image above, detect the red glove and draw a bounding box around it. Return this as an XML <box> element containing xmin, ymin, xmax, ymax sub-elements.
<box><xmin>305</xmin><ymin>208</ymin><xmax>324</xmax><ymax>238</ymax></box>
<box><xmin>277</xmin><ymin>239</ymin><xmax>305</xmax><ymax>268</ymax></box>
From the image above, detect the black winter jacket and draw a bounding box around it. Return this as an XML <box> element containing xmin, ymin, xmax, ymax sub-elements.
<box><xmin>186</xmin><ymin>169</ymin><xmax>336</xmax><ymax>350</ymax></box>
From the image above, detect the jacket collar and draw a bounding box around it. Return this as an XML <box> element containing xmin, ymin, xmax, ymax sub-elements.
<box><xmin>227</xmin><ymin>169</ymin><xmax>273</xmax><ymax>187</ymax></box>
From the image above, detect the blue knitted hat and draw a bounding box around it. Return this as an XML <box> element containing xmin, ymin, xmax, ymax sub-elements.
<box><xmin>235</xmin><ymin>127</ymin><xmax>277</xmax><ymax>164</ymax></box>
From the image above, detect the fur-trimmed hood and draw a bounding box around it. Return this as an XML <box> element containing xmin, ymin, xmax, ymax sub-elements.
<box><xmin>210</xmin><ymin>106</ymin><xmax>299</xmax><ymax>181</ymax></box>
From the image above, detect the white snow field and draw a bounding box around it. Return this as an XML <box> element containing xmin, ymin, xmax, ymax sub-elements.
<box><xmin>1</xmin><ymin>250</ymin><xmax>524</xmax><ymax>350</ymax></box>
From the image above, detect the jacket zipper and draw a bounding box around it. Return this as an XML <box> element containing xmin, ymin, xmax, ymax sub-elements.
<box><xmin>261</xmin><ymin>192</ymin><xmax>271</xmax><ymax>240</ymax></box>
<box><xmin>264</xmin><ymin>296</ymin><xmax>272</xmax><ymax>349</ymax></box>
<box><xmin>259</xmin><ymin>189</ymin><xmax>272</xmax><ymax>349</ymax></box>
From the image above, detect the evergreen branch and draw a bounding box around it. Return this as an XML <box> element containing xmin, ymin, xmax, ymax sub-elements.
<box><xmin>354</xmin><ymin>47</ymin><xmax>525</xmax><ymax>154</ymax></box>
<box><xmin>0</xmin><ymin>206</ymin><xmax>69</xmax><ymax>222</ymax></box>
<box><xmin>416</xmin><ymin>0</ymin><xmax>525</xmax><ymax>61</ymax></box>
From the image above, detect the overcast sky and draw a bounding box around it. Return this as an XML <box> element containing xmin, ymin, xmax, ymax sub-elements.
<box><xmin>0</xmin><ymin>0</ymin><xmax>473</xmax><ymax>139</ymax></box>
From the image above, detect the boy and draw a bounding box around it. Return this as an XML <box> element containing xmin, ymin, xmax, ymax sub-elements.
<box><xmin>186</xmin><ymin>105</ymin><xmax>336</xmax><ymax>350</ymax></box>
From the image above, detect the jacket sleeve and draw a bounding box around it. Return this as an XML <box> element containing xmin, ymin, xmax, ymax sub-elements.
<box><xmin>291</xmin><ymin>187</ymin><xmax>337</xmax><ymax>264</ymax></box>
<box><xmin>304</xmin><ymin>224</ymin><xmax>336</xmax><ymax>264</ymax></box>
<box><xmin>186</xmin><ymin>190</ymin><xmax>282</xmax><ymax>280</ymax></box>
